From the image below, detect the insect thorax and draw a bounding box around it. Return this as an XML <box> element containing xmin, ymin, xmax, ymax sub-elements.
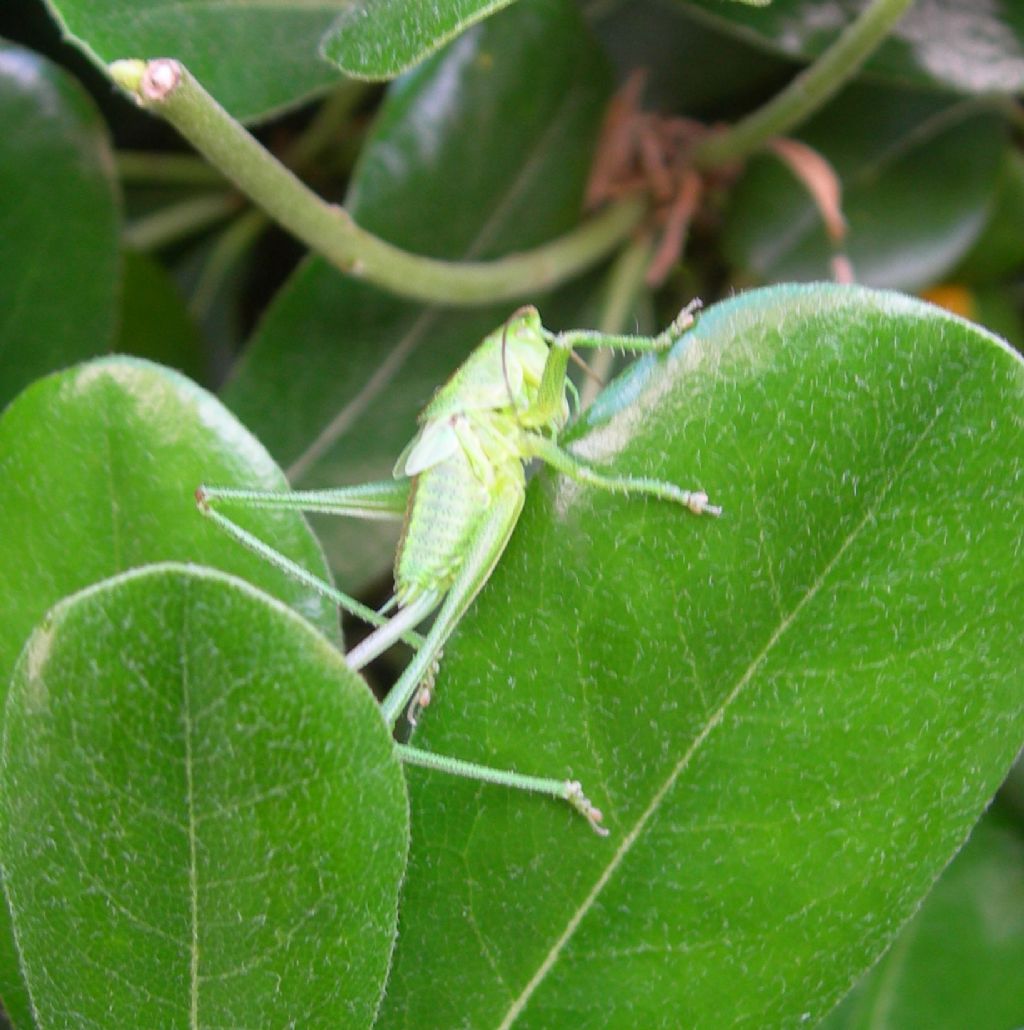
<box><xmin>422</xmin><ymin>308</ymin><xmax>552</xmax><ymax>424</ymax></box>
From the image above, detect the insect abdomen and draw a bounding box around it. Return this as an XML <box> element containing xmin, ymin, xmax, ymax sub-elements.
<box><xmin>395</xmin><ymin>449</ymin><xmax>490</xmax><ymax>606</ymax></box>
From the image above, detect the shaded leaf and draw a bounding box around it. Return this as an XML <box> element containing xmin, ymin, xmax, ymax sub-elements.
<box><xmin>44</xmin><ymin>0</ymin><xmax>347</xmax><ymax>121</ymax></box>
<box><xmin>225</xmin><ymin>0</ymin><xmax>610</xmax><ymax>590</ymax></box>
<box><xmin>953</xmin><ymin>148</ymin><xmax>1024</xmax><ymax>284</ymax></box>
<box><xmin>0</xmin><ymin>41</ymin><xmax>120</xmax><ymax>408</ymax></box>
<box><xmin>117</xmin><ymin>249</ymin><xmax>207</xmax><ymax>384</ymax></box>
<box><xmin>592</xmin><ymin>0</ymin><xmax>795</xmax><ymax>116</ymax></box>
<box><xmin>678</xmin><ymin>0</ymin><xmax>1024</xmax><ymax>94</ymax></box>
<box><xmin>723</xmin><ymin>85</ymin><xmax>1006</xmax><ymax>289</ymax></box>
<box><xmin>1</xmin><ymin>564</ymin><xmax>407</xmax><ymax>1028</ymax></box>
<box><xmin>822</xmin><ymin>807</ymin><xmax>1024</xmax><ymax>1029</ymax></box>
<box><xmin>377</xmin><ymin>284</ymin><xmax>1024</xmax><ymax>1028</ymax></box>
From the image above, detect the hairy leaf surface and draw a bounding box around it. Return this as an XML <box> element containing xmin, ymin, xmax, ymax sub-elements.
<box><xmin>1</xmin><ymin>565</ymin><xmax>407</xmax><ymax>1028</ymax></box>
<box><xmin>378</xmin><ymin>284</ymin><xmax>1024</xmax><ymax>1028</ymax></box>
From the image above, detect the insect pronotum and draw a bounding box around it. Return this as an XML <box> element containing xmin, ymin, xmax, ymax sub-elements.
<box><xmin>196</xmin><ymin>303</ymin><xmax>719</xmax><ymax>834</ymax></box>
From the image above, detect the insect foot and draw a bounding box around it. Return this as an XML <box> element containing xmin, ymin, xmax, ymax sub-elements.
<box><xmin>408</xmin><ymin>650</ymin><xmax>444</xmax><ymax>727</ymax></box>
<box><xmin>566</xmin><ymin>780</ymin><xmax>610</xmax><ymax>837</ymax></box>
<box><xmin>683</xmin><ymin>490</ymin><xmax>722</xmax><ymax>517</ymax></box>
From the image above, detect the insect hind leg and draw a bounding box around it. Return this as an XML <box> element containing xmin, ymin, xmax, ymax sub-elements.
<box><xmin>197</xmin><ymin>486</ymin><xmax>423</xmax><ymax>647</ymax></box>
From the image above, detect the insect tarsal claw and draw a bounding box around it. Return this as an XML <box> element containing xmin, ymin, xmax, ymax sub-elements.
<box><xmin>686</xmin><ymin>490</ymin><xmax>722</xmax><ymax>517</ymax></box>
<box><xmin>565</xmin><ymin>780</ymin><xmax>611</xmax><ymax>837</ymax></box>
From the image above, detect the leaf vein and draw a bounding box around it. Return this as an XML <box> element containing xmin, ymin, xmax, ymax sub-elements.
<box><xmin>496</xmin><ymin>390</ymin><xmax>954</xmax><ymax>1027</ymax></box>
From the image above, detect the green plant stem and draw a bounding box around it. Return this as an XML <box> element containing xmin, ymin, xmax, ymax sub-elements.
<box><xmin>109</xmin><ymin>59</ymin><xmax>647</xmax><ymax>308</ymax></box>
<box><xmin>694</xmin><ymin>0</ymin><xmax>917</xmax><ymax>168</ymax></box>
<box><xmin>122</xmin><ymin>192</ymin><xmax>238</xmax><ymax>251</ymax></box>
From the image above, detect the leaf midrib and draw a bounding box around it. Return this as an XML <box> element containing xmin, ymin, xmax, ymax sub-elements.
<box><xmin>179</xmin><ymin>585</ymin><xmax>201</xmax><ymax>1029</ymax></box>
<box><xmin>496</xmin><ymin>385</ymin><xmax>958</xmax><ymax>1028</ymax></box>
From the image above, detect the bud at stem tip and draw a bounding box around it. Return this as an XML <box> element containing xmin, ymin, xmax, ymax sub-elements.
<box><xmin>141</xmin><ymin>59</ymin><xmax>182</xmax><ymax>101</ymax></box>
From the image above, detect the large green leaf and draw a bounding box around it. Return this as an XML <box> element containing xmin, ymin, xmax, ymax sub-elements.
<box><xmin>0</xmin><ymin>41</ymin><xmax>120</xmax><ymax>408</ymax></box>
<box><xmin>822</xmin><ymin>806</ymin><xmax>1024</xmax><ymax>1029</ymax></box>
<box><xmin>225</xmin><ymin>0</ymin><xmax>610</xmax><ymax>590</ymax></box>
<box><xmin>723</xmin><ymin>85</ymin><xmax>1006</xmax><ymax>290</ymax></box>
<box><xmin>377</xmin><ymin>284</ymin><xmax>1024</xmax><ymax>1027</ymax></box>
<box><xmin>0</xmin><ymin>356</ymin><xmax>339</xmax><ymax>693</ymax></box>
<box><xmin>321</xmin><ymin>0</ymin><xmax>771</xmax><ymax>78</ymax></box>
<box><xmin>678</xmin><ymin>0</ymin><xmax>1024</xmax><ymax>94</ymax></box>
<box><xmin>1</xmin><ymin>564</ymin><xmax>407</xmax><ymax>1028</ymax></box>
<box><xmin>41</xmin><ymin>0</ymin><xmax>345</xmax><ymax>121</ymax></box>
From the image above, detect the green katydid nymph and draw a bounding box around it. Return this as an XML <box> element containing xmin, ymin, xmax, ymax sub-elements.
<box><xmin>196</xmin><ymin>303</ymin><xmax>719</xmax><ymax>835</ymax></box>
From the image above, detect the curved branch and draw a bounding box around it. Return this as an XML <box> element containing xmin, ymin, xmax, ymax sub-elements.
<box><xmin>694</xmin><ymin>0</ymin><xmax>917</xmax><ymax>168</ymax></box>
<box><xmin>109</xmin><ymin>59</ymin><xmax>646</xmax><ymax>307</ymax></box>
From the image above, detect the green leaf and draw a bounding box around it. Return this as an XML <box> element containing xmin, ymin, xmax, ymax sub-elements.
<box><xmin>0</xmin><ymin>356</ymin><xmax>339</xmax><ymax>692</ymax></box>
<box><xmin>919</xmin><ymin>284</ymin><xmax>1024</xmax><ymax>355</ymax></box>
<box><xmin>0</xmin><ymin>41</ymin><xmax>120</xmax><ymax>409</ymax></box>
<box><xmin>320</xmin><ymin>0</ymin><xmax>776</xmax><ymax>77</ymax></box>
<box><xmin>42</xmin><ymin>0</ymin><xmax>346</xmax><ymax>121</ymax></box>
<box><xmin>972</xmin><ymin>287</ymin><xmax>1024</xmax><ymax>353</ymax></box>
<box><xmin>1</xmin><ymin>563</ymin><xmax>407</xmax><ymax>1028</ymax></box>
<box><xmin>377</xmin><ymin>284</ymin><xmax>1024</xmax><ymax>1028</ymax></box>
<box><xmin>321</xmin><ymin>0</ymin><xmax>519</xmax><ymax>80</ymax></box>
<box><xmin>225</xmin><ymin>0</ymin><xmax>610</xmax><ymax>590</ymax></box>
<box><xmin>0</xmin><ymin>359</ymin><xmax>341</xmax><ymax>1027</ymax></box>
<box><xmin>723</xmin><ymin>86</ymin><xmax>1006</xmax><ymax>289</ymax></box>
<box><xmin>117</xmin><ymin>250</ymin><xmax>207</xmax><ymax>384</ymax></box>
<box><xmin>822</xmin><ymin>807</ymin><xmax>1024</xmax><ymax>1029</ymax></box>
<box><xmin>678</xmin><ymin>0</ymin><xmax>1024</xmax><ymax>94</ymax></box>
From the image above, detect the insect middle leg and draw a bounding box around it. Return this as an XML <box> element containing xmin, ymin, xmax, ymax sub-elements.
<box><xmin>524</xmin><ymin>435</ymin><xmax>721</xmax><ymax>516</ymax></box>
<box><xmin>524</xmin><ymin>300</ymin><xmax>702</xmax><ymax>429</ymax></box>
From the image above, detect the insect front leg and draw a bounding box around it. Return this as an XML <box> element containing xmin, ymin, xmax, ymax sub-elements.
<box><xmin>550</xmin><ymin>297</ymin><xmax>702</xmax><ymax>355</ymax></box>
<box><xmin>196</xmin><ymin>479</ymin><xmax>423</xmax><ymax>644</ymax></box>
<box><xmin>523</xmin><ymin>301</ymin><xmax>702</xmax><ymax>430</ymax></box>
<box><xmin>524</xmin><ymin>434</ymin><xmax>721</xmax><ymax>515</ymax></box>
